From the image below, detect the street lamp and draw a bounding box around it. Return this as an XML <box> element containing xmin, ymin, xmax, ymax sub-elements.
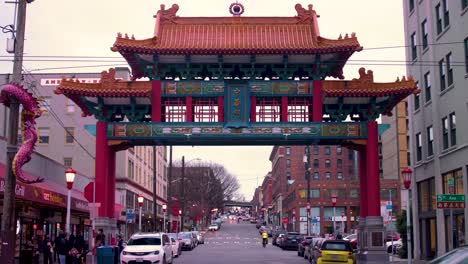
<box><xmin>65</xmin><ymin>168</ymin><xmax>76</xmax><ymax>235</ymax></box>
<box><xmin>402</xmin><ymin>167</ymin><xmax>413</xmax><ymax>264</ymax></box>
<box><xmin>306</xmin><ymin>202</ymin><xmax>311</xmax><ymax>235</ymax></box>
<box><xmin>138</xmin><ymin>194</ymin><xmax>144</xmax><ymax>232</ymax></box>
<box><xmin>178</xmin><ymin>209</ymin><xmax>182</xmax><ymax>232</ymax></box>
<box><xmin>331</xmin><ymin>194</ymin><xmax>337</xmax><ymax>236</ymax></box>
<box><xmin>162</xmin><ymin>204</ymin><xmax>167</xmax><ymax>233</ymax></box>
<box><xmin>292</xmin><ymin>209</ymin><xmax>296</xmax><ymax>232</ymax></box>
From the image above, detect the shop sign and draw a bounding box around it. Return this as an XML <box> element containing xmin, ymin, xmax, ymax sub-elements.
<box><xmin>42</xmin><ymin>191</ymin><xmax>66</xmax><ymax>206</ymax></box>
<box><xmin>74</xmin><ymin>200</ymin><xmax>89</xmax><ymax>211</ymax></box>
<box><xmin>0</xmin><ymin>179</ymin><xmax>26</xmax><ymax>197</ymax></box>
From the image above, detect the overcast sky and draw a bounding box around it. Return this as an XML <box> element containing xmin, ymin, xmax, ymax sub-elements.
<box><xmin>0</xmin><ymin>0</ymin><xmax>407</xmax><ymax>199</ymax></box>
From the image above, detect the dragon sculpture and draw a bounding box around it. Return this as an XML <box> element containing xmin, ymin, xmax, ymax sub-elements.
<box><xmin>0</xmin><ymin>83</ymin><xmax>44</xmax><ymax>184</ymax></box>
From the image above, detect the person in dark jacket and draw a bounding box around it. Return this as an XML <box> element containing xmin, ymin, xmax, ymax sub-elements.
<box><xmin>54</xmin><ymin>232</ymin><xmax>68</xmax><ymax>264</ymax></box>
<box><xmin>42</xmin><ymin>234</ymin><xmax>54</xmax><ymax>264</ymax></box>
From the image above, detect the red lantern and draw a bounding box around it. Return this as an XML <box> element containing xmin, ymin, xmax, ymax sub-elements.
<box><xmin>402</xmin><ymin>167</ymin><xmax>412</xmax><ymax>190</ymax></box>
<box><xmin>331</xmin><ymin>194</ymin><xmax>337</xmax><ymax>207</ymax></box>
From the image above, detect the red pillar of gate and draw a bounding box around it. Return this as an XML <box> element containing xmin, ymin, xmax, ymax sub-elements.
<box><xmin>151</xmin><ymin>80</ymin><xmax>161</xmax><ymax>122</ymax></box>
<box><xmin>217</xmin><ymin>96</ymin><xmax>224</xmax><ymax>122</ymax></box>
<box><xmin>366</xmin><ymin>121</ymin><xmax>381</xmax><ymax>216</ymax></box>
<box><xmin>95</xmin><ymin>121</ymin><xmax>109</xmax><ymax>217</ymax></box>
<box><xmin>281</xmin><ymin>96</ymin><xmax>288</xmax><ymax>122</ymax></box>
<box><xmin>358</xmin><ymin>147</ymin><xmax>368</xmax><ymax>219</ymax></box>
<box><xmin>250</xmin><ymin>96</ymin><xmax>256</xmax><ymax>122</ymax></box>
<box><xmin>312</xmin><ymin>80</ymin><xmax>323</xmax><ymax>122</ymax></box>
<box><xmin>106</xmin><ymin>149</ymin><xmax>116</xmax><ymax>218</ymax></box>
<box><xmin>186</xmin><ymin>96</ymin><xmax>193</xmax><ymax>122</ymax></box>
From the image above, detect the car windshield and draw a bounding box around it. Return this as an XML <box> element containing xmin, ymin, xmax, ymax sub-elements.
<box><xmin>179</xmin><ymin>233</ymin><xmax>192</xmax><ymax>239</ymax></box>
<box><xmin>127</xmin><ymin>237</ymin><xmax>161</xmax><ymax>246</ymax></box>
<box><xmin>322</xmin><ymin>241</ymin><xmax>351</xmax><ymax>251</ymax></box>
<box><xmin>167</xmin><ymin>233</ymin><xmax>177</xmax><ymax>239</ymax></box>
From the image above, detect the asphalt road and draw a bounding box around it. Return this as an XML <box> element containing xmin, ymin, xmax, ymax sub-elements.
<box><xmin>174</xmin><ymin>221</ymin><xmax>308</xmax><ymax>264</ymax></box>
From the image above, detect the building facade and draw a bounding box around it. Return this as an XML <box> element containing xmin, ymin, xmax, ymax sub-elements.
<box><xmin>403</xmin><ymin>0</ymin><xmax>468</xmax><ymax>259</ymax></box>
<box><xmin>268</xmin><ymin>145</ymin><xmax>401</xmax><ymax>235</ymax></box>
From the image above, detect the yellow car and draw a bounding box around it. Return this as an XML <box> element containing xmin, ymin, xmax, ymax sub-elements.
<box><xmin>316</xmin><ymin>240</ymin><xmax>356</xmax><ymax>264</ymax></box>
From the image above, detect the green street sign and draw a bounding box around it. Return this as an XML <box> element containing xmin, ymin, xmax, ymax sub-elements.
<box><xmin>448</xmin><ymin>179</ymin><xmax>454</xmax><ymax>186</ymax></box>
<box><xmin>436</xmin><ymin>194</ymin><xmax>465</xmax><ymax>202</ymax></box>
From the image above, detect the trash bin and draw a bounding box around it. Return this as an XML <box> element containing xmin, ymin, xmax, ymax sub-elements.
<box><xmin>97</xmin><ymin>246</ymin><xmax>115</xmax><ymax>264</ymax></box>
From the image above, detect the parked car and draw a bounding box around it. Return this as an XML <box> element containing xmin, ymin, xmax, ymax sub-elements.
<box><xmin>386</xmin><ymin>239</ymin><xmax>402</xmax><ymax>254</ymax></box>
<box><xmin>178</xmin><ymin>232</ymin><xmax>196</xmax><ymax>250</ymax></box>
<box><xmin>343</xmin><ymin>234</ymin><xmax>357</xmax><ymax>249</ymax></box>
<box><xmin>272</xmin><ymin>230</ymin><xmax>287</xmax><ymax>246</ymax></box>
<box><xmin>120</xmin><ymin>233</ymin><xmax>174</xmax><ymax>264</ymax></box>
<box><xmin>316</xmin><ymin>240</ymin><xmax>356</xmax><ymax>264</ymax></box>
<box><xmin>280</xmin><ymin>232</ymin><xmax>301</xmax><ymax>250</ymax></box>
<box><xmin>192</xmin><ymin>231</ymin><xmax>205</xmax><ymax>244</ymax></box>
<box><xmin>429</xmin><ymin>245</ymin><xmax>468</xmax><ymax>263</ymax></box>
<box><xmin>250</xmin><ymin>218</ymin><xmax>258</xmax><ymax>224</ymax></box>
<box><xmin>276</xmin><ymin>233</ymin><xmax>286</xmax><ymax>247</ymax></box>
<box><xmin>306</xmin><ymin>237</ymin><xmax>326</xmax><ymax>263</ymax></box>
<box><xmin>208</xmin><ymin>224</ymin><xmax>219</xmax><ymax>231</ymax></box>
<box><xmin>167</xmin><ymin>233</ymin><xmax>182</xmax><ymax>257</ymax></box>
<box><xmin>297</xmin><ymin>236</ymin><xmax>314</xmax><ymax>257</ymax></box>
<box><xmin>385</xmin><ymin>230</ymin><xmax>400</xmax><ymax>242</ymax></box>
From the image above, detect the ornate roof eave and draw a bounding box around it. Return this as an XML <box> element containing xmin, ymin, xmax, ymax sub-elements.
<box><xmin>322</xmin><ymin>67</ymin><xmax>420</xmax><ymax>115</ymax></box>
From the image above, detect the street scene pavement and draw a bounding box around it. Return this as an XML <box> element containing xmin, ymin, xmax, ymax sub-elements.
<box><xmin>175</xmin><ymin>222</ymin><xmax>306</xmax><ymax>264</ymax></box>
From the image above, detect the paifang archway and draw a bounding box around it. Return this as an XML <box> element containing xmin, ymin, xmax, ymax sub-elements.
<box><xmin>55</xmin><ymin>3</ymin><xmax>418</xmax><ymax>256</ymax></box>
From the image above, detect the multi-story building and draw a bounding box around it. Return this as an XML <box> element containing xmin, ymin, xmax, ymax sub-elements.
<box><xmin>269</xmin><ymin>145</ymin><xmax>400</xmax><ymax>235</ymax></box>
<box><xmin>403</xmin><ymin>0</ymin><xmax>468</xmax><ymax>260</ymax></box>
<box><xmin>1</xmin><ymin>69</ymin><xmax>168</xmax><ymax>237</ymax></box>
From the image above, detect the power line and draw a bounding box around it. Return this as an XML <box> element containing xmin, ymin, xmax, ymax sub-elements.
<box><xmin>21</xmin><ymin>67</ymin><xmax>96</xmax><ymax>160</ymax></box>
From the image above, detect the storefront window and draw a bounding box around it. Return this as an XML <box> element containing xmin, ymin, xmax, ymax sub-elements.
<box><xmin>445</xmin><ymin>214</ymin><xmax>465</xmax><ymax>250</ymax></box>
<box><xmin>418</xmin><ymin>177</ymin><xmax>436</xmax><ymax>212</ymax></box>
<box><xmin>442</xmin><ymin>169</ymin><xmax>464</xmax><ymax>194</ymax></box>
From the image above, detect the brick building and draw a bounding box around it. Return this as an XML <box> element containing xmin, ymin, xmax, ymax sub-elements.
<box><xmin>269</xmin><ymin>145</ymin><xmax>400</xmax><ymax>235</ymax></box>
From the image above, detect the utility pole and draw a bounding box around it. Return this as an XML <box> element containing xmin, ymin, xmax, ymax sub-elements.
<box><xmin>152</xmin><ymin>146</ymin><xmax>157</xmax><ymax>231</ymax></box>
<box><xmin>180</xmin><ymin>156</ymin><xmax>185</xmax><ymax>231</ymax></box>
<box><xmin>1</xmin><ymin>1</ymin><xmax>28</xmax><ymax>263</ymax></box>
<box><xmin>304</xmin><ymin>146</ymin><xmax>311</xmax><ymax>235</ymax></box>
<box><xmin>167</xmin><ymin>146</ymin><xmax>173</xmax><ymax>232</ymax></box>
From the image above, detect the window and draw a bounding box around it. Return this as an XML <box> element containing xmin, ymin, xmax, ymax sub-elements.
<box><xmin>127</xmin><ymin>159</ymin><xmax>134</xmax><ymax>180</ymax></box>
<box><xmin>416</xmin><ymin>132</ymin><xmax>422</xmax><ymax>161</ymax></box>
<box><xmin>313</xmin><ymin>146</ymin><xmax>319</xmax><ymax>155</ymax></box>
<box><xmin>409</xmin><ymin>0</ymin><xmax>414</xmax><ymax>12</ymax></box>
<box><xmin>442</xmin><ymin>117</ymin><xmax>449</xmax><ymax>149</ymax></box>
<box><xmin>449</xmin><ymin>112</ymin><xmax>456</xmax><ymax>146</ymax></box>
<box><xmin>421</xmin><ymin>19</ymin><xmax>428</xmax><ymax>50</ymax></box>
<box><xmin>348</xmin><ymin>149</ymin><xmax>354</xmax><ymax>160</ymax></box>
<box><xmin>439</xmin><ymin>58</ymin><xmax>446</xmax><ymax>91</ymax></box>
<box><xmin>313</xmin><ymin>159</ymin><xmax>319</xmax><ymax>169</ymax></box>
<box><xmin>336</xmin><ymin>146</ymin><xmax>342</xmax><ymax>155</ymax></box>
<box><xmin>349</xmin><ymin>189</ymin><xmax>359</xmax><ymax>198</ymax></box>
<box><xmin>286</xmin><ymin>159</ymin><xmax>291</xmax><ymax>168</ymax></box>
<box><xmin>442</xmin><ymin>0</ymin><xmax>450</xmax><ymax>27</ymax></box>
<box><xmin>63</xmin><ymin>157</ymin><xmax>73</xmax><ymax>167</ymax></box>
<box><xmin>411</xmin><ymin>32</ymin><xmax>417</xmax><ymax>60</ymax></box>
<box><xmin>325</xmin><ymin>172</ymin><xmax>331</xmax><ymax>180</ymax></box>
<box><xmin>325</xmin><ymin>159</ymin><xmax>331</xmax><ymax>168</ymax></box>
<box><xmin>286</xmin><ymin>147</ymin><xmax>291</xmax><ymax>155</ymax></box>
<box><xmin>442</xmin><ymin>169</ymin><xmax>464</xmax><ymax>194</ymax></box>
<box><xmin>446</xmin><ymin>53</ymin><xmax>453</xmax><ymax>86</ymax></box>
<box><xmin>310</xmin><ymin>189</ymin><xmax>320</xmax><ymax>198</ymax></box>
<box><xmin>463</xmin><ymin>0</ymin><xmax>468</xmax><ymax>10</ymax></box>
<box><xmin>436</xmin><ymin>4</ymin><xmax>443</xmax><ymax>34</ymax></box>
<box><xmin>337</xmin><ymin>172</ymin><xmax>343</xmax><ymax>180</ymax></box>
<box><xmin>313</xmin><ymin>172</ymin><xmax>319</xmax><ymax>180</ymax></box>
<box><xmin>337</xmin><ymin>159</ymin><xmax>342</xmax><ymax>168</ymax></box>
<box><xmin>286</xmin><ymin>172</ymin><xmax>291</xmax><ymax>181</ymax></box>
<box><xmin>427</xmin><ymin>126</ymin><xmax>434</xmax><ymax>157</ymax></box>
<box><xmin>465</xmin><ymin>37</ymin><xmax>468</xmax><ymax>73</ymax></box>
<box><xmin>66</xmin><ymin>98</ymin><xmax>76</xmax><ymax>113</ymax></box>
<box><xmin>424</xmin><ymin>71</ymin><xmax>431</xmax><ymax>102</ymax></box>
<box><xmin>418</xmin><ymin>177</ymin><xmax>436</xmax><ymax>212</ymax></box>
<box><xmin>325</xmin><ymin>147</ymin><xmax>331</xmax><ymax>155</ymax></box>
<box><xmin>38</xmin><ymin>127</ymin><xmax>50</xmax><ymax>144</ymax></box>
<box><xmin>65</xmin><ymin>127</ymin><xmax>75</xmax><ymax>144</ymax></box>
<box><xmin>414</xmin><ymin>93</ymin><xmax>420</xmax><ymax>110</ymax></box>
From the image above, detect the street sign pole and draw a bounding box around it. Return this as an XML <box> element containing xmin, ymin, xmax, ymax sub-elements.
<box><xmin>448</xmin><ymin>179</ymin><xmax>454</xmax><ymax>250</ymax></box>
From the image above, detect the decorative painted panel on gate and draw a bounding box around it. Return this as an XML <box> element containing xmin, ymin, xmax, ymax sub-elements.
<box><xmin>107</xmin><ymin>122</ymin><xmax>367</xmax><ymax>138</ymax></box>
<box><xmin>224</xmin><ymin>83</ymin><xmax>250</xmax><ymax>128</ymax></box>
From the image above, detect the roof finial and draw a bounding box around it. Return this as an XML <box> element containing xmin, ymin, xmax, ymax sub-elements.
<box><xmin>229</xmin><ymin>2</ymin><xmax>245</xmax><ymax>16</ymax></box>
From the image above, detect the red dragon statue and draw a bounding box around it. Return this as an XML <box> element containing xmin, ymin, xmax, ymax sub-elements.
<box><xmin>0</xmin><ymin>83</ymin><xmax>44</xmax><ymax>184</ymax></box>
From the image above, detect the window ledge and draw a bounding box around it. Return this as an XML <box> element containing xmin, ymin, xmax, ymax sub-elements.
<box><xmin>462</xmin><ymin>6</ymin><xmax>468</xmax><ymax>16</ymax></box>
<box><xmin>440</xmin><ymin>144</ymin><xmax>468</xmax><ymax>158</ymax></box>
<box><xmin>465</xmin><ymin>73</ymin><xmax>468</xmax><ymax>79</ymax></box>
<box><xmin>424</xmin><ymin>100</ymin><xmax>432</xmax><ymax>108</ymax></box>
<box><xmin>440</xmin><ymin>84</ymin><xmax>454</xmax><ymax>97</ymax></box>
<box><xmin>436</xmin><ymin>25</ymin><xmax>451</xmax><ymax>41</ymax></box>
<box><xmin>411</xmin><ymin>57</ymin><xmax>418</xmax><ymax>65</ymax></box>
<box><xmin>409</xmin><ymin>9</ymin><xmax>415</xmax><ymax>17</ymax></box>
<box><xmin>421</xmin><ymin>47</ymin><xmax>429</xmax><ymax>55</ymax></box>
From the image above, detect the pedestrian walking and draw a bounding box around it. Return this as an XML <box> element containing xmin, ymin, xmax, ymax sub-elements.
<box><xmin>42</xmin><ymin>234</ymin><xmax>54</xmax><ymax>264</ymax></box>
<box><xmin>55</xmin><ymin>232</ymin><xmax>68</xmax><ymax>264</ymax></box>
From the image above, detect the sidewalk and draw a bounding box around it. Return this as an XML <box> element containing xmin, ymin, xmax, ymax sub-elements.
<box><xmin>359</xmin><ymin>255</ymin><xmax>428</xmax><ymax>264</ymax></box>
